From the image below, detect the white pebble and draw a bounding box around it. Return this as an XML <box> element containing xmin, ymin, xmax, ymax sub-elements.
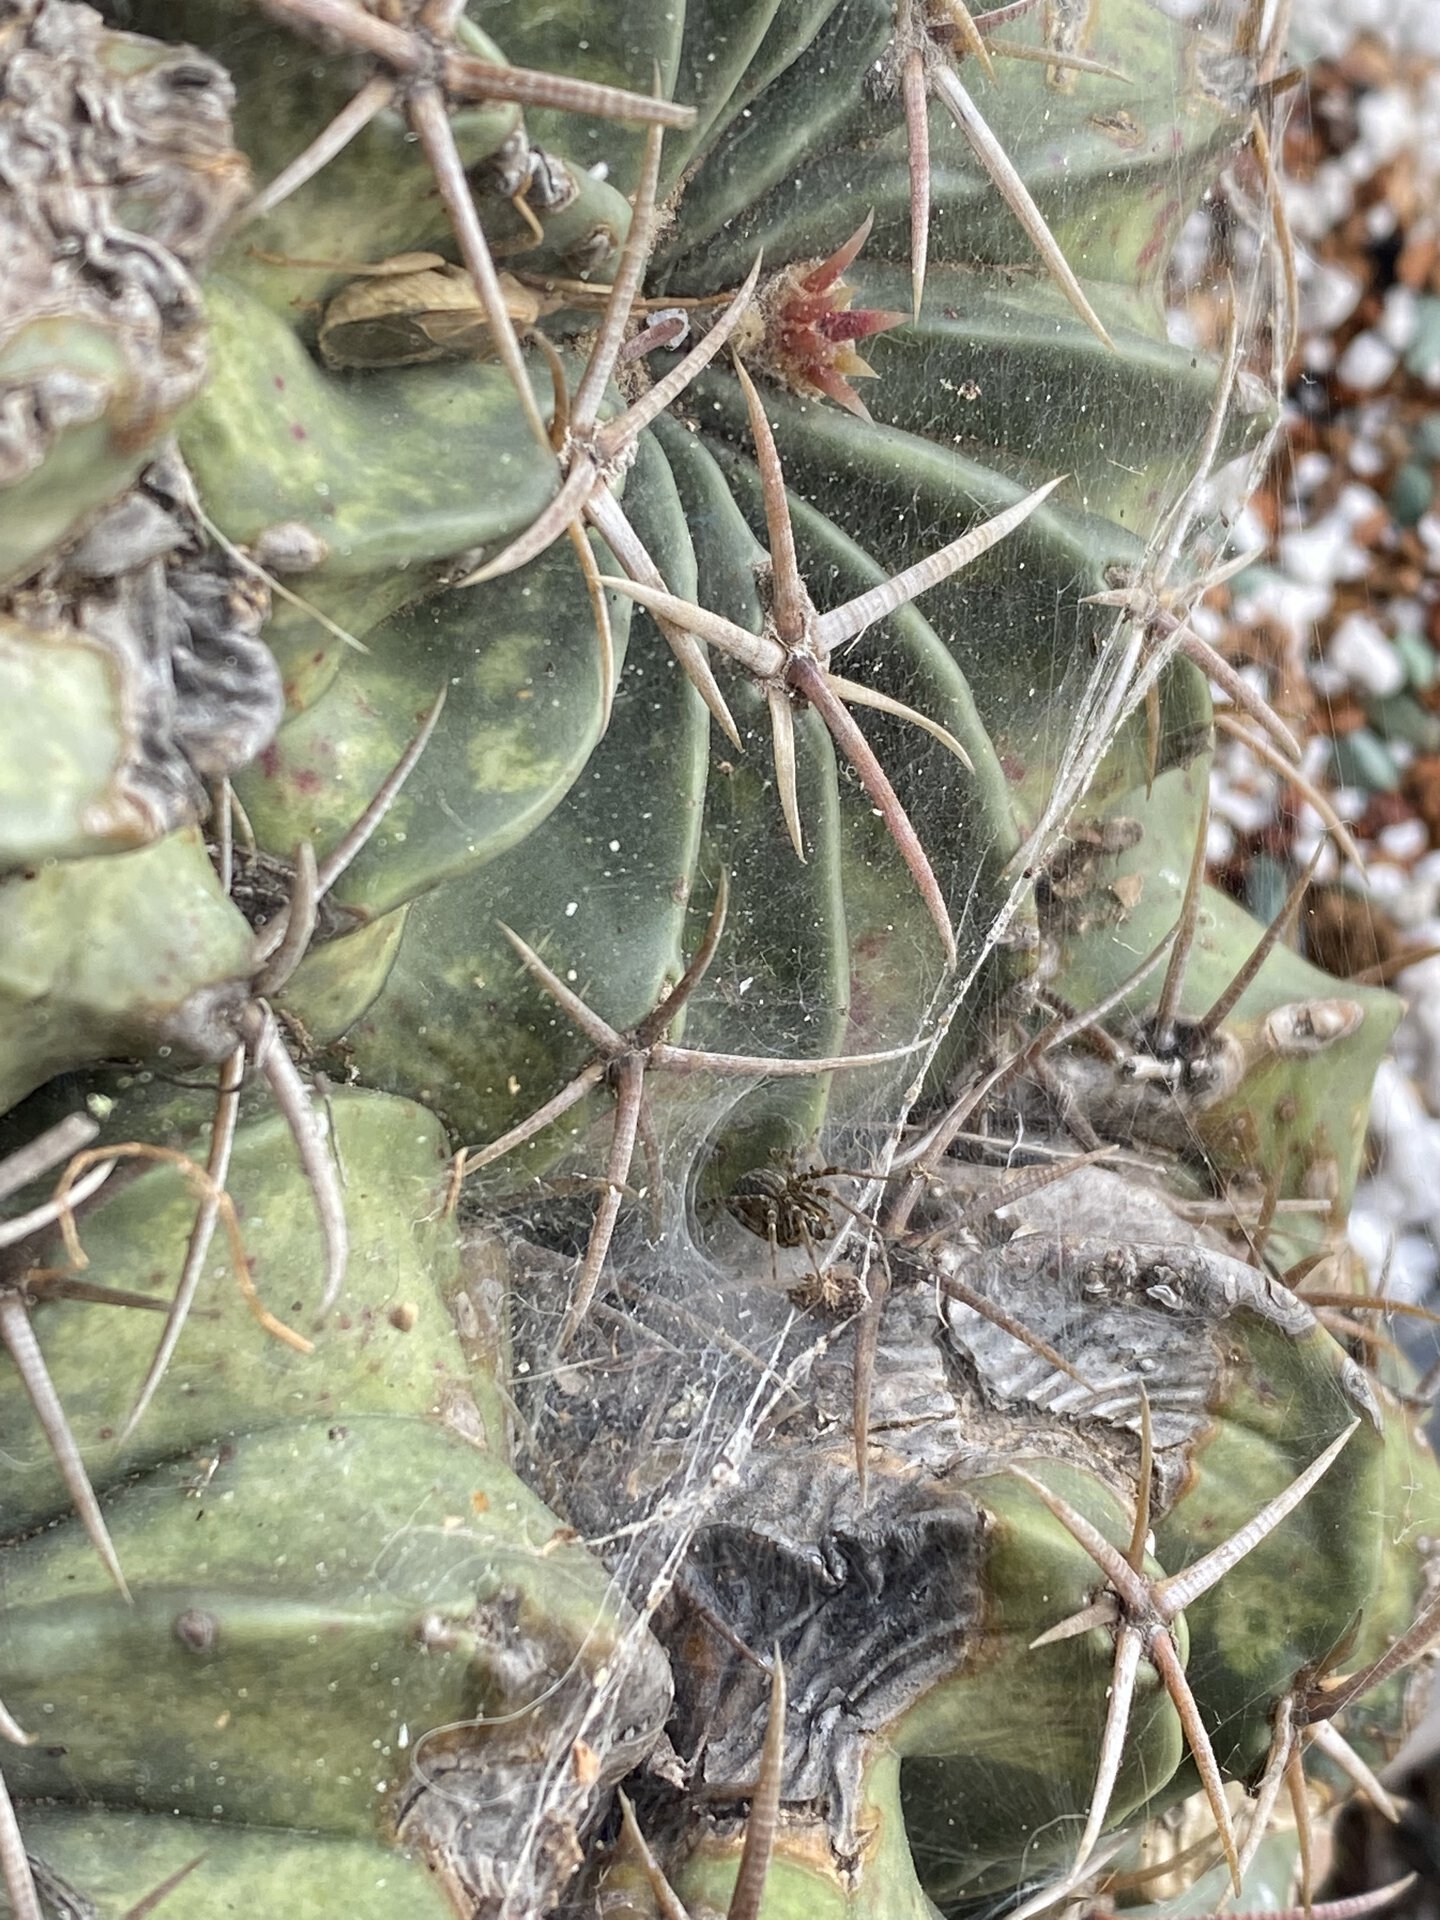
<box><xmin>1300</xmin><ymin>260</ymin><xmax>1363</xmax><ymax>332</ymax></box>
<box><xmin>1381</xmin><ymin>284</ymin><xmax>1420</xmax><ymax>351</ymax></box>
<box><xmin>1335</xmin><ymin>331</ymin><xmax>1399</xmax><ymax>391</ymax></box>
<box><xmin>1328</xmin><ymin>609</ymin><xmax>1406</xmax><ymax>696</ymax></box>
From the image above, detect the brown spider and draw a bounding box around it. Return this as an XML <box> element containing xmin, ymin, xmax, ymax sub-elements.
<box><xmin>726</xmin><ymin>1161</ymin><xmax>838</xmax><ymax>1252</ymax></box>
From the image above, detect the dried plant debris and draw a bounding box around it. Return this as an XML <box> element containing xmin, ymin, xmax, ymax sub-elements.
<box><xmin>0</xmin><ymin>0</ymin><xmax>248</xmax><ymax>586</ymax></box>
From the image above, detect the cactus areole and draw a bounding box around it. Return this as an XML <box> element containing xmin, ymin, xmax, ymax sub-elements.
<box><xmin>2</xmin><ymin>2</ymin><xmax>1438</xmax><ymax>1919</ymax></box>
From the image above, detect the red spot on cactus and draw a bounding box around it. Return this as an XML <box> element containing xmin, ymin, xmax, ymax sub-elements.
<box><xmin>740</xmin><ymin>213</ymin><xmax>906</xmax><ymax>419</ymax></box>
<box><xmin>289</xmin><ymin>421</ymin><xmax>308</xmax><ymax>441</ymax></box>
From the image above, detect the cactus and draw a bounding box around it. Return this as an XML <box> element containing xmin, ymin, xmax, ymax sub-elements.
<box><xmin>3</xmin><ymin>2</ymin><xmax>1439</xmax><ymax>1918</ymax></box>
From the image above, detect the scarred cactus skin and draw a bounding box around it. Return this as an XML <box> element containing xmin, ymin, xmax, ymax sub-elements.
<box><xmin>3</xmin><ymin>2</ymin><xmax>1440</xmax><ymax>1918</ymax></box>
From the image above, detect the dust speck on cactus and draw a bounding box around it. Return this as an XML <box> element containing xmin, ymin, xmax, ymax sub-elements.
<box><xmin>2</xmin><ymin>2</ymin><xmax>1439</xmax><ymax>1918</ymax></box>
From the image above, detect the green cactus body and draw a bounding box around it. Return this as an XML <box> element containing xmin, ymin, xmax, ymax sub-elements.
<box><xmin>3</xmin><ymin>1</ymin><xmax>1440</xmax><ymax>1918</ymax></box>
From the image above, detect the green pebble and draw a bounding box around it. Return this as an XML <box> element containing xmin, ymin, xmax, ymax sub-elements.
<box><xmin>1405</xmin><ymin>298</ymin><xmax>1440</xmax><ymax>385</ymax></box>
<box><xmin>1244</xmin><ymin>850</ymin><xmax>1290</xmax><ymax>926</ymax></box>
<box><xmin>1390</xmin><ymin>462</ymin><xmax>1432</xmax><ymax>527</ymax></box>
<box><xmin>1366</xmin><ymin>691</ymin><xmax>1440</xmax><ymax>752</ymax></box>
<box><xmin>1394</xmin><ymin>626</ymin><xmax>1437</xmax><ymax>691</ymax></box>
<box><xmin>1327</xmin><ymin>728</ymin><xmax>1401</xmax><ymax>793</ymax></box>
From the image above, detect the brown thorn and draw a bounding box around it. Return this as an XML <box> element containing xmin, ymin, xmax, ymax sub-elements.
<box><xmin>121</xmin><ymin>1855</ymin><xmax>209</xmax><ymax>1920</ymax></box>
<box><xmin>728</xmin><ymin>1648</ymin><xmax>786</xmax><ymax>1920</ymax></box>
<box><xmin>1198</xmin><ymin>840</ymin><xmax>1325</xmax><ymax>1036</ymax></box>
<box><xmin>1177</xmin><ymin>626</ymin><xmax>1302</xmax><ymax>764</ymax></box>
<box><xmin>1258</xmin><ymin>0</ymin><xmax>1296</xmax><ymax>81</ymax></box>
<box><xmin>1157</xmin><ymin>294</ymin><xmax>1240</xmax><ymax>576</ymax></box>
<box><xmin>933</xmin><ymin>1268</ymin><xmax>1093</xmax><ymax>1387</ymax></box>
<box><xmin>929</xmin><ymin>64</ymin><xmax>1115</xmax><ymax>349</ymax></box>
<box><xmin>635</xmin><ymin>870</ymin><xmax>730</xmax><ymax>1049</ymax></box>
<box><xmin>572</xmin><ymin>120</ymin><xmax>665</xmax><ymax>430</ymax></box>
<box><xmin>227</xmin><ymin>781</ymin><xmax>258</xmax><ymax>858</ymax></box>
<box><xmin>441</xmin><ymin>55</ymin><xmax>692</xmax><ymax>126</ymax></box>
<box><xmin>1144</xmin><ymin>678</ymin><xmax>1162</xmax><ymax>797</ymax></box>
<box><xmin>789</xmin><ymin>655</ymin><xmax>956</xmax><ymax>965</ymax></box>
<box><xmin>0</xmin><ymin>1294</ymin><xmax>130</xmax><ymax>1601</ymax></box>
<box><xmin>603</xmin><ymin>256</ymin><xmax>764</xmax><ymax>449</ymax></box>
<box><xmin>240</xmin><ymin>74</ymin><xmax>394</xmax><ymax>223</ymax></box>
<box><xmin>314</xmin><ymin>683</ymin><xmax>448</xmax><ymax>897</ymax></box>
<box><xmin>461</xmin><ymin>457</ymin><xmax>597</xmax><ymax>587</ymax></box>
<box><xmin>461</xmin><ymin>1059</ymin><xmax>608</xmax><ymax>1175</ymax></box>
<box><xmin>23</xmin><ymin>1278</ymin><xmax>170</xmax><ymax>1313</ymax></box>
<box><xmin>963</xmin><ymin>0</ymin><xmax>1042</xmax><ymax>20</ymax></box>
<box><xmin>768</xmin><ymin>686</ymin><xmax>806</xmax><ymax>861</ymax></box>
<box><xmin>566</xmin><ymin>523</ymin><xmax>618</xmax><ymax>733</ymax></box>
<box><xmin>121</xmin><ymin>1044</ymin><xmax>245</xmax><ymax>1441</ymax></box>
<box><xmin>853</xmin><ymin>1242</ymin><xmax>892</xmax><ymax>1503</ymax></box>
<box><xmin>890</xmin><ymin>926</ymin><xmax>1177</xmax><ymax>1220</ymax></box>
<box><xmin>1069</xmin><ymin>1621</ymin><xmax>1144</xmax><ymax>1878</ymax></box>
<box><xmin>499</xmin><ymin>925</ymin><xmax>628</xmax><ymax>1054</ymax></box>
<box><xmin>654</xmin><ymin>1035</ymin><xmax>927</xmax><ymax>1079</ymax></box>
<box><xmin>55</xmin><ymin>1143</ymin><xmax>307</xmax><ymax>1355</ymax></box>
<box><xmin>634</xmin><ymin>1085</ymin><xmax>665</xmax><ymax>1241</ymax></box>
<box><xmin>982</xmin><ymin>39</ymin><xmax>1129</xmax><ymax>80</ymax></box>
<box><xmin>1304</xmin><ymin>1589</ymin><xmax>1440</xmax><ymax>1724</ymax></box>
<box><xmin>1237</xmin><ymin>1693</ymin><xmax>1296</xmax><ymax>1883</ymax></box>
<box><xmin>1352</xmin><ymin>940</ymin><xmax>1440</xmax><ymax>986</ymax></box>
<box><xmin>557</xmin><ymin>1055</ymin><xmax>644</xmax><ymax>1349</ymax></box>
<box><xmin>1248</xmin><ymin>1170</ymin><xmax>1280</xmax><ymax>1267</ymax></box>
<box><xmin>0</xmin><ymin>1766</ymin><xmax>41</xmax><ymax>1920</ymax></box>
<box><xmin>213</xmin><ymin>776</ymin><xmax>234</xmax><ymax>895</ymax></box>
<box><xmin>1128</xmin><ymin>1384</ymin><xmax>1153</xmax><ymax>1575</ymax></box>
<box><xmin>1148</xmin><ymin>1627</ymin><xmax>1243</xmax><ymax>1895</ymax></box>
<box><xmin>901</xmin><ymin>45</ymin><xmax>931</xmax><ymax>319</ymax></box>
<box><xmin>592</xmin><ymin>571</ymin><xmax>782</xmax><ymax>679</ymax></box>
<box><xmin>934</xmin><ymin>0</ymin><xmax>997</xmax><ymax>79</ymax></box>
<box><xmin>618</xmin><ymin>1793</ymin><xmax>693</xmax><ymax>1920</ymax></box>
<box><xmin>825</xmin><ymin>674</ymin><xmax>973</xmax><ymax>772</ymax></box>
<box><xmin>1008</xmin><ymin>1468</ymin><xmax>1152</xmax><ymax>1616</ymax></box>
<box><xmin>247</xmin><ymin>1007</ymin><xmax>349</xmax><ymax>1322</ymax></box>
<box><xmin>1156</xmin><ymin>1422</ymin><xmax>1358</xmax><ymax>1619</ymax></box>
<box><xmin>0</xmin><ymin>1700</ymin><xmax>30</xmax><ymax>1747</ymax></box>
<box><xmin>951</xmin><ymin>1145</ymin><xmax>1115</xmax><ymax>1233</ymax></box>
<box><xmin>818</xmin><ymin>478</ymin><xmax>1064</xmax><ymax>652</ymax></box>
<box><xmin>1200</xmin><ymin>1881</ymin><xmax>1418</xmax><ymax>1920</ymax></box>
<box><xmin>0</xmin><ymin>1158</ymin><xmax>116</xmax><ymax>1254</ymax></box>
<box><xmin>1251</xmin><ymin>112</ymin><xmax>1299</xmax><ymax>365</ymax></box>
<box><xmin>406</xmin><ymin>83</ymin><xmax>551</xmax><ymax>453</ymax></box>
<box><xmin>1106</xmin><ymin>1828</ymin><xmax>1228</xmax><ymax>1894</ymax></box>
<box><xmin>258</xmin><ymin>0</ymin><xmax>696</xmax><ymax>125</ymax></box>
<box><xmin>0</xmin><ymin>1114</ymin><xmax>99</xmax><ymax>1205</ymax></box>
<box><xmin>733</xmin><ymin>360</ymin><xmax>808</xmax><ymax>642</ymax></box>
<box><xmin>531</xmin><ymin>330</ymin><xmax>571</xmax><ymax>450</ymax></box>
<box><xmin>1287</xmin><ymin>1734</ymin><xmax>1315</xmax><ymax>1918</ymax></box>
<box><xmin>1151</xmin><ymin>782</ymin><xmax>1211</xmax><ymax>1053</ymax></box>
<box><xmin>191</xmin><ymin>501</ymin><xmax>368</xmax><ymax>657</ymax></box>
<box><xmin>1215</xmin><ymin>713</ymin><xmax>1367</xmax><ymax>874</ymax></box>
<box><xmin>1030</xmin><ymin>1597</ymin><xmax>1117</xmax><ymax>1647</ymax></box>
<box><xmin>252</xmin><ymin>841</ymin><xmax>319</xmax><ymax>993</ymax></box>
<box><xmin>585</xmin><ymin>489</ymin><xmax>742</xmax><ymax>747</ymax></box>
<box><xmin>1305</xmin><ymin>1719</ymin><xmax>1400</xmax><ymax>1822</ymax></box>
<box><xmin>508</xmin><ymin>186</ymin><xmax>546</xmax><ymax>248</ymax></box>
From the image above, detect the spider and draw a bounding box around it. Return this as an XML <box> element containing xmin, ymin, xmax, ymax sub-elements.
<box><xmin>726</xmin><ymin>1161</ymin><xmax>838</xmax><ymax>1252</ymax></box>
